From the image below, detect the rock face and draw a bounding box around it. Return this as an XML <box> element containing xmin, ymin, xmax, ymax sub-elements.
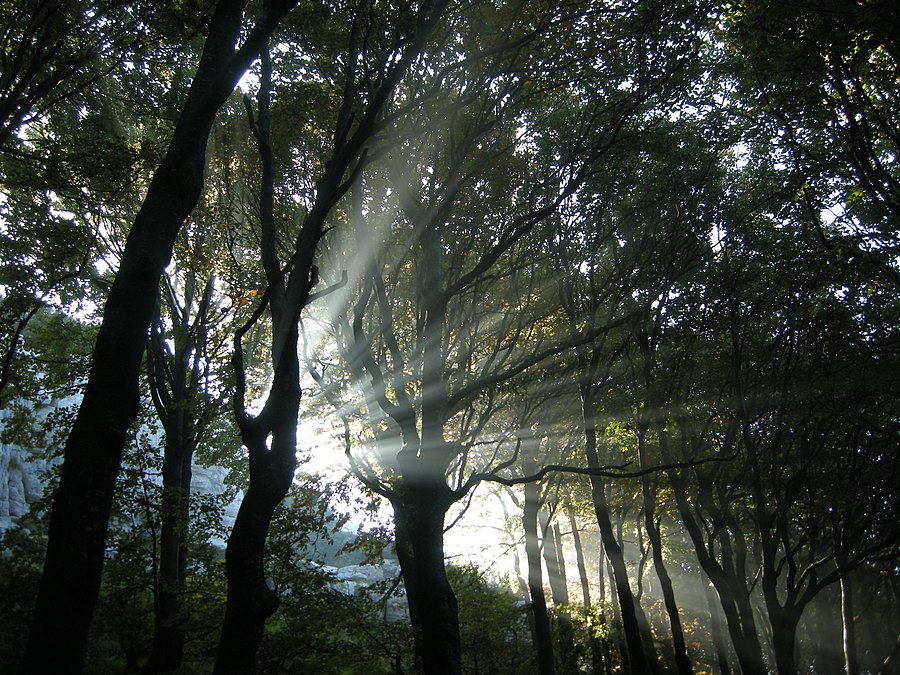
<box><xmin>0</xmin><ymin>397</ymin><xmax>75</xmax><ymax>532</ymax></box>
<box><xmin>0</xmin><ymin>443</ymin><xmax>45</xmax><ymax>530</ymax></box>
<box><xmin>0</xmin><ymin>398</ymin><xmax>237</xmax><ymax>533</ymax></box>
<box><xmin>190</xmin><ymin>463</ymin><xmax>242</xmax><ymax>548</ymax></box>
<box><xmin>328</xmin><ymin>560</ymin><xmax>408</xmax><ymax>621</ymax></box>
<box><xmin>0</xmin><ymin>398</ymin><xmax>402</xmax><ymax>610</ymax></box>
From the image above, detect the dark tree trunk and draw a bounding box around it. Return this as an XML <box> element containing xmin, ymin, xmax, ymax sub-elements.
<box><xmin>143</xmin><ymin>430</ymin><xmax>194</xmax><ymax>673</ymax></box>
<box><xmin>596</xmin><ymin>475</ymin><xmax>655</xmax><ymax>674</ymax></box>
<box><xmin>144</xmin><ymin>276</ymin><xmax>216</xmax><ymax>673</ymax></box>
<box><xmin>686</xmin><ymin>512</ymin><xmax>766</xmax><ymax>675</ymax></box>
<box><xmin>213</xmin><ymin>421</ymin><xmax>298</xmax><ymax>673</ymax></box>
<box><xmin>214</xmin><ymin>42</ymin><xmax>312</xmax><ymax>670</ymax></box>
<box><xmin>386</xmin><ymin>152</ymin><xmax>465</xmax><ymax>674</ymax></box>
<box><xmin>720</xmin><ymin>581</ymin><xmax>768</xmax><ymax>675</ymax></box>
<box><xmin>581</xmin><ymin>391</ymin><xmax>656</xmax><ymax>674</ymax></box>
<box><xmin>22</xmin><ymin>3</ymin><xmax>296</xmax><ymax>670</ymax></box>
<box><xmin>597</xmin><ymin>549</ymin><xmax>616</xmax><ymax>675</ymax></box>
<box><xmin>523</xmin><ymin>481</ymin><xmax>555</xmax><ymax>675</ymax></box>
<box><xmin>657</xmin><ymin>426</ymin><xmax>768</xmax><ymax>675</ymax></box>
<box><xmin>393</xmin><ymin>481</ymin><xmax>461</xmax><ymax>675</ymax></box>
<box><xmin>637</xmin><ymin>424</ymin><xmax>693</xmax><ymax>675</ymax></box>
<box><xmin>769</xmin><ymin>609</ymin><xmax>801</xmax><ymax>675</ymax></box>
<box><xmin>702</xmin><ymin>573</ymin><xmax>733</xmax><ymax>675</ymax></box>
<box><xmin>622</xmin><ymin>518</ymin><xmax>662</xmax><ymax>675</ymax></box>
<box><xmin>645</xmin><ymin>515</ymin><xmax>693</xmax><ymax>674</ymax></box>
<box><xmin>214</xmin><ymin>332</ymin><xmax>300</xmax><ymax>673</ymax></box>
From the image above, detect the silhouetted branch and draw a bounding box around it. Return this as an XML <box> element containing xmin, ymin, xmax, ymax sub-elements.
<box><xmin>456</xmin><ymin>450</ymin><xmax>740</xmax><ymax>496</ymax></box>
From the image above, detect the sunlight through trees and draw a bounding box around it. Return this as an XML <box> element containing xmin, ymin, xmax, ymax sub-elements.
<box><xmin>0</xmin><ymin>1</ymin><xmax>897</xmax><ymax>673</ymax></box>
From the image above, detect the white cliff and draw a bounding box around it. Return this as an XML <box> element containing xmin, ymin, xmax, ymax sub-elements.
<box><xmin>0</xmin><ymin>399</ymin><xmax>398</xmax><ymax>609</ymax></box>
<box><xmin>0</xmin><ymin>396</ymin><xmax>77</xmax><ymax>532</ymax></box>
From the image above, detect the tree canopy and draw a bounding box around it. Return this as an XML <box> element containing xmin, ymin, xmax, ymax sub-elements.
<box><xmin>0</xmin><ymin>1</ymin><xmax>897</xmax><ymax>673</ymax></box>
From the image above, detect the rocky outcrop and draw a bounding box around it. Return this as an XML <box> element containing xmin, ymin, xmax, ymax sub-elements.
<box><xmin>0</xmin><ymin>397</ymin><xmax>75</xmax><ymax>531</ymax></box>
<box><xmin>0</xmin><ymin>398</ymin><xmax>400</xmax><ymax>607</ymax></box>
<box><xmin>0</xmin><ymin>442</ymin><xmax>45</xmax><ymax>529</ymax></box>
<box><xmin>323</xmin><ymin>560</ymin><xmax>407</xmax><ymax>621</ymax></box>
<box><xmin>0</xmin><ymin>398</ymin><xmax>243</xmax><ymax>535</ymax></box>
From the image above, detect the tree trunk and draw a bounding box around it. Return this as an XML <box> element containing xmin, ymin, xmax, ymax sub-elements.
<box><xmin>657</xmin><ymin>425</ymin><xmax>768</xmax><ymax>675</ymax></box>
<box><xmin>543</xmin><ymin>518</ymin><xmax>577</xmax><ymax>674</ymax></box>
<box><xmin>568</xmin><ymin>504</ymin><xmax>591</xmax><ymax>609</ymax></box>
<box><xmin>702</xmin><ymin>573</ymin><xmax>732</xmax><ymax>675</ymax></box>
<box><xmin>840</xmin><ymin>570</ymin><xmax>859</xmax><ymax>675</ymax></box>
<box><xmin>581</xmin><ymin>392</ymin><xmax>656</xmax><ymax>674</ymax></box>
<box><xmin>22</xmin><ymin>3</ymin><xmax>296</xmax><ymax>670</ymax></box>
<box><xmin>600</xmin><ymin>554</ymin><xmax>632</xmax><ymax>675</ymax></box>
<box><xmin>720</xmin><ymin>582</ymin><xmax>768</xmax><ymax>675</ymax></box>
<box><xmin>691</xmin><ymin>519</ymin><xmax>767</xmax><ymax>675</ymax></box>
<box><xmin>568</xmin><ymin>504</ymin><xmax>606</xmax><ymax>675</ymax></box>
<box><xmin>769</xmin><ymin>610</ymin><xmax>801</xmax><ymax>675</ymax></box>
<box><xmin>143</xmin><ymin>429</ymin><xmax>194</xmax><ymax>673</ymax></box>
<box><xmin>214</xmin><ymin>351</ymin><xmax>300</xmax><ymax>673</ymax></box>
<box><xmin>644</xmin><ymin>513</ymin><xmax>692</xmax><ymax>674</ymax></box>
<box><xmin>214</xmin><ymin>35</ymin><xmax>336</xmax><ymax>669</ymax></box>
<box><xmin>593</xmin><ymin>473</ymin><xmax>655</xmax><ymax>674</ymax></box>
<box><xmin>504</xmin><ymin>489</ymin><xmax>531</xmax><ymax>600</ymax></box>
<box><xmin>523</xmin><ymin>481</ymin><xmax>555</xmax><ymax>675</ymax></box>
<box><xmin>637</xmin><ymin>424</ymin><xmax>693</xmax><ymax>675</ymax></box>
<box><xmin>878</xmin><ymin>634</ymin><xmax>900</xmax><ymax>675</ymax></box>
<box><xmin>622</xmin><ymin>518</ymin><xmax>662</xmax><ymax>675</ymax></box>
<box><xmin>393</xmin><ymin>481</ymin><xmax>461</xmax><ymax>675</ymax></box>
<box><xmin>144</xmin><ymin>275</ymin><xmax>215</xmax><ymax>673</ymax></box>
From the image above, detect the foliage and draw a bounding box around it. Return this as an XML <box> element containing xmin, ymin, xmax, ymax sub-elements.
<box><xmin>0</xmin><ymin>527</ymin><xmax>44</xmax><ymax>670</ymax></box>
<box><xmin>1</xmin><ymin>0</ymin><xmax>898</xmax><ymax>672</ymax></box>
<box><xmin>449</xmin><ymin>564</ymin><xmax>536</xmax><ymax>675</ymax></box>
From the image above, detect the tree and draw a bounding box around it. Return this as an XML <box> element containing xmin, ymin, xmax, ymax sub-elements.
<box><xmin>539</xmin><ymin>494</ymin><xmax>578</xmax><ymax>674</ymax></box>
<box><xmin>310</xmin><ymin>4</ymin><xmax>718</xmax><ymax>672</ymax></box>
<box><xmin>308</xmin><ymin>4</ymin><xmax>715</xmax><ymax>673</ymax></box>
<box><xmin>23</xmin><ymin>2</ymin><xmax>300</xmax><ymax>669</ymax></box>
<box><xmin>722</xmin><ymin>0</ymin><xmax>900</xmax><ymax>288</ymax></box>
<box><xmin>216</xmin><ymin>0</ymin><xmax>459</xmax><ymax>668</ymax></box>
<box><xmin>513</xmin><ymin>403</ymin><xmax>564</xmax><ymax>675</ymax></box>
<box><xmin>0</xmin><ymin>1</ymin><xmax>206</xmax><ymax>404</ymax></box>
<box><xmin>648</xmin><ymin>164</ymin><xmax>900</xmax><ymax>674</ymax></box>
<box><xmin>0</xmin><ymin>0</ymin><xmax>149</xmax><ymax>149</ymax></box>
<box><xmin>723</xmin><ymin>223</ymin><xmax>899</xmax><ymax>675</ymax></box>
<box><xmin>143</xmin><ymin>225</ymin><xmax>231</xmax><ymax>672</ymax></box>
<box><xmin>548</xmin><ymin>116</ymin><xmax>717</xmax><ymax>675</ymax></box>
<box><xmin>4</xmin><ymin>0</ymin><xmax>898</xmax><ymax>671</ymax></box>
